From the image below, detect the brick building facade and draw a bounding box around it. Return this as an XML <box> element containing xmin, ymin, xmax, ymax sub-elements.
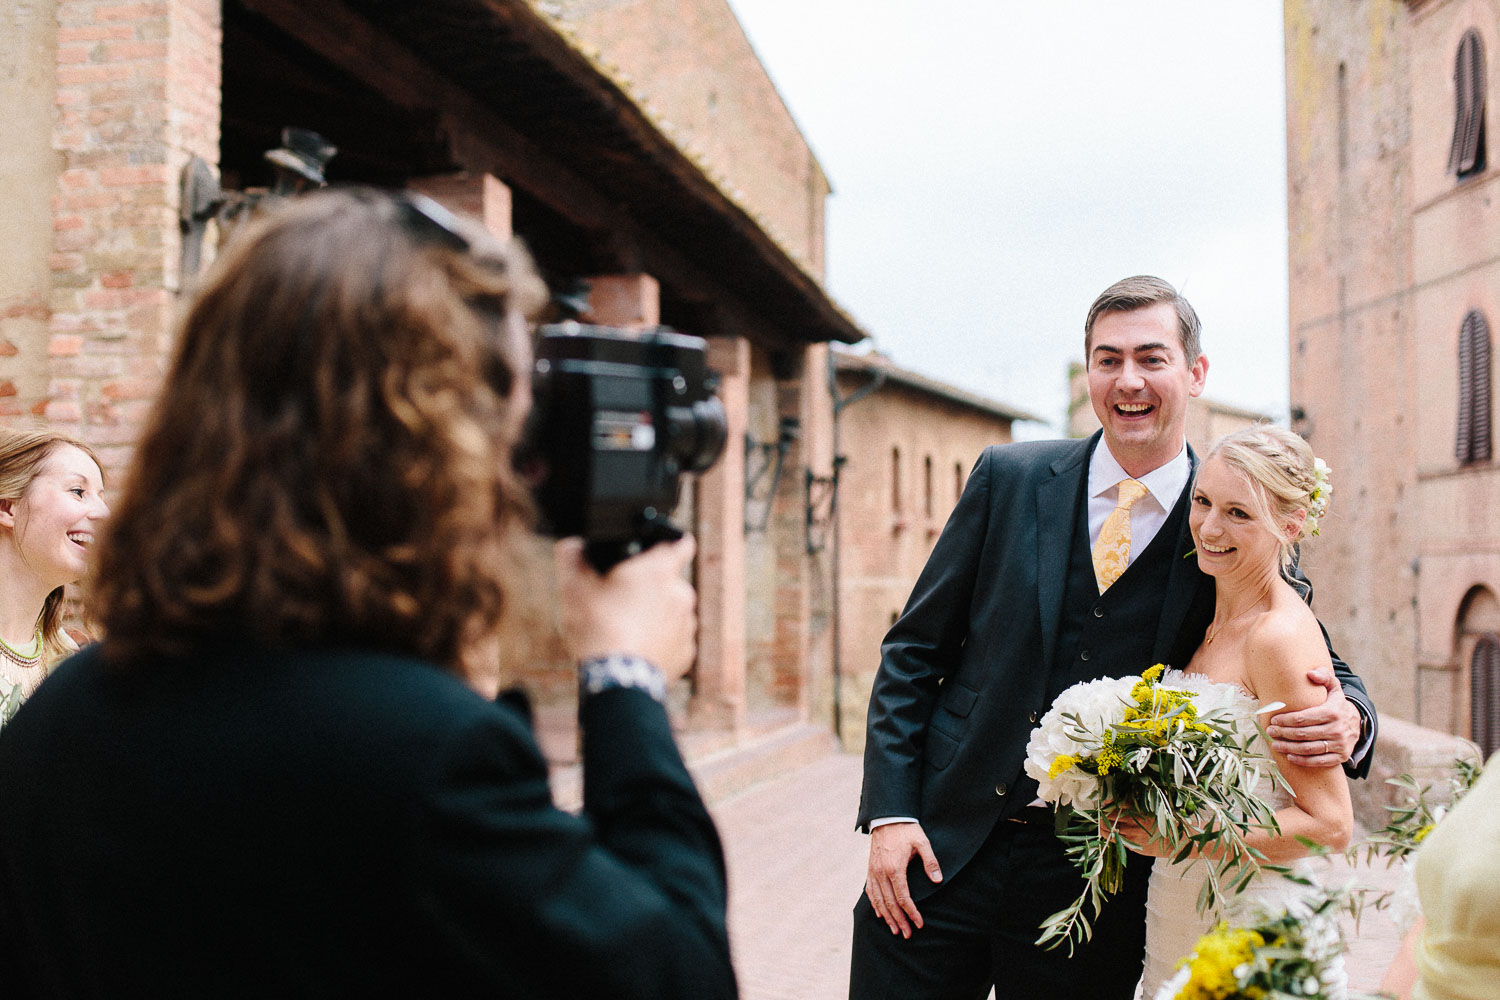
<box><xmin>1285</xmin><ymin>0</ymin><xmax>1500</xmax><ymax>756</ymax></box>
<box><xmin>0</xmin><ymin>0</ymin><xmax>881</xmax><ymax>781</ymax></box>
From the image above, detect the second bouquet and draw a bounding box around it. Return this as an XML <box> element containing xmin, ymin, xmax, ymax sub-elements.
<box><xmin>1023</xmin><ymin>664</ymin><xmax>1285</xmax><ymax>951</ymax></box>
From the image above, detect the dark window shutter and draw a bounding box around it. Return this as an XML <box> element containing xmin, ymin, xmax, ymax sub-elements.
<box><xmin>1450</xmin><ymin>29</ymin><xmax>1488</xmax><ymax>177</ymax></box>
<box><xmin>1457</xmin><ymin>310</ymin><xmax>1492</xmax><ymax>464</ymax></box>
<box><xmin>1473</xmin><ymin>633</ymin><xmax>1500</xmax><ymax>757</ymax></box>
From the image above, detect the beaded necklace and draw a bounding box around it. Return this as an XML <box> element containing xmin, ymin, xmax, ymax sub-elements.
<box><xmin>0</xmin><ymin>627</ymin><xmax>43</xmax><ymax>667</ymax></box>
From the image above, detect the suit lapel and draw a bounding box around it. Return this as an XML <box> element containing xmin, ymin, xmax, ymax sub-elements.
<box><xmin>1036</xmin><ymin>433</ymin><xmax>1095</xmax><ymax>672</ymax></box>
<box><xmin>1152</xmin><ymin>446</ymin><xmax>1203</xmax><ymax>661</ymax></box>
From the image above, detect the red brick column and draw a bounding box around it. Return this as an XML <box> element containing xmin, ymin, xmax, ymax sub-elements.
<box><xmin>690</xmin><ymin>334</ymin><xmax>748</xmax><ymax>732</ymax></box>
<box><xmin>46</xmin><ymin>0</ymin><xmax>221</xmax><ymax>474</ymax></box>
<box><xmin>407</xmin><ymin>172</ymin><xmax>513</xmax><ymax>240</ymax></box>
<box><xmin>580</xmin><ymin>273</ymin><xmax>660</xmax><ymax>329</ymax></box>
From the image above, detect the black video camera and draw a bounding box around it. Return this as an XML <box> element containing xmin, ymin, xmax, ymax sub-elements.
<box><xmin>522</xmin><ymin>323</ymin><xmax>728</xmax><ymax>571</ymax></box>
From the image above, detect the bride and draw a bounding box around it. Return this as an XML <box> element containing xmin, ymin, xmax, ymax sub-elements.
<box><xmin>1130</xmin><ymin>426</ymin><xmax>1355</xmax><ymax>997</ymax></box>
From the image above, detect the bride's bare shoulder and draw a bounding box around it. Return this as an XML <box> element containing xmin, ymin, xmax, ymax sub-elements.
<box><xmin>1243</xmin><ymin>593</ymin><xmax>1329</xmax><ymax>708</ymax></box>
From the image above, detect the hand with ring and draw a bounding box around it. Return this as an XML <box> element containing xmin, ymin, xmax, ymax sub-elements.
<box><xmin>1265</xmin><ymin>666</ymin><xmax>1361</xmax><ymax>768</ymax></box>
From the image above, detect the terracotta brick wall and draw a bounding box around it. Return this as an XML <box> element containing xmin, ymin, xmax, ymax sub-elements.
<box><xmin>39</xmin><ymin>0</ymin><xmax>221</xmax><ymax>475</ymax></box>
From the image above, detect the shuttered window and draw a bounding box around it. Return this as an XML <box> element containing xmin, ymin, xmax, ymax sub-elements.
<box><xmin>1457</xmin><ymin>310</ymin><xmax>1493</xmax><ymax>464</ymax></box>
<box><xmin>1472</xmin><ymin>633</ymin><xmax>1500</xmax><ymax>757</ymax></box>
<box><xmin>1449</xmin><ymin>29</ymin><xmax>1488</xmax><ymax>178</ymax></box>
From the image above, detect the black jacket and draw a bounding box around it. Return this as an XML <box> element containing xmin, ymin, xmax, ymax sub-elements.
<box><xmin>0</xmin><ymin>639</ymin><xmax>736</xmax><ymax>999</ymax></box>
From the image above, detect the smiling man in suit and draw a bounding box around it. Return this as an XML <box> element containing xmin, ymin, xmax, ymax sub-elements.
<box><xmin>849</xmin><ymin>275</ymin><xmax>1376</xmax><ymax>1000</ymax></box>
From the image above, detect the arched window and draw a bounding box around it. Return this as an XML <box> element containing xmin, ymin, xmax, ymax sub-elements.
<box><xmin>1449</xmin><ymin>29</ymin><xmax>1487</xmax><ymax>178</ymax></box>
<box><xmin>1472</xmin><ymin>633</ymin><xmax>1500</xmax><ymax>757</ymax></box>
<box><xmin>1456</xmin><ymin>310</ymin><xmax>1492</xmax><ymax>464</ymax></box>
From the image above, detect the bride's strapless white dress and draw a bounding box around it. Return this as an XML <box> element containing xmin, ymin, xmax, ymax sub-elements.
<box><xmin>1139</xmin><ymin>764</ymin><xmax>1294</xmax><ymax>997</ymax></box>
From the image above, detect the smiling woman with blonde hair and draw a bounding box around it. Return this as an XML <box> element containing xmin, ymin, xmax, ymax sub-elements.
<box><xmin>0</xmin><ymin>427</ymin><xmax>108</xmax><ymax>727</ymax></box>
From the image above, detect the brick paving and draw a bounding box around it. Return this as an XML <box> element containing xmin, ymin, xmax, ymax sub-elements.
<box><xmin>712</xmin><ymin>751</ymin><xmax>1410</xmax><ymax>1000</ymax></box>
<box><xmin>713</xmin><ymin>751</ymin><xmax>868</xmax><ymax>1000</ymax></box>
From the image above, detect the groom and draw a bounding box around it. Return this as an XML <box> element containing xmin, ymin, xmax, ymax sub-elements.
<box><xmin>851</xmin><ymin>276</ymin><xmax>1376</xmax><ymax>1000</ymax></box>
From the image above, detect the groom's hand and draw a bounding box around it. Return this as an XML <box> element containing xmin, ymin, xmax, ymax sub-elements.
<box><xmin>865</xmin><ymin>822</ymin><xmax>942</xmax><ymax>938</ymax></box>
<box><xmin>1265</xmin><ymin>665</ymin><xmax>1360</xmax><ymax>767</ymax></box>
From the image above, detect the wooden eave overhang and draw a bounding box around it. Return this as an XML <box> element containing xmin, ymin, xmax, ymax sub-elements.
<box><xmin>239</xmin><ymin>0</ymin><xmax>866</xmax><ymax>347</ymax></box>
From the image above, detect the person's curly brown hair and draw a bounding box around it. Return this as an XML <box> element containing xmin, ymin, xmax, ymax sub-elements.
<box><xmin>92</xmin><ymin>188</ymin><xmax>547</xmax><ymax>670</ymax></box>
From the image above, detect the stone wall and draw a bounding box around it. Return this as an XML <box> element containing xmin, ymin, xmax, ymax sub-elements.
<box><xmin>1351</xmin><ymin>715</ymin><xmax>1483</xmax><ymax>833</ymax></box>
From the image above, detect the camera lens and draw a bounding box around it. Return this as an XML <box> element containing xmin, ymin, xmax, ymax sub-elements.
<box><xmin>667</xmin><ymin>396</ymin><xmax>728</xmax><ymax>473</ymax></box>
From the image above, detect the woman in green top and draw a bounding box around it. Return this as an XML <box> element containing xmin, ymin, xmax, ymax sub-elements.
<box><xmin>0</xmin><ymin>428</ymin><xmax>109</xmax><ymax>727</ymax></box>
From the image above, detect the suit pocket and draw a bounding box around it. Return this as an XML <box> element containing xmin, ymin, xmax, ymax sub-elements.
<box><xmin>939</xmin><ymin>680</ymin><xmax>978</xmax><ymax>718</ymax></box>
<box><xmin>925</xmin><ymin>725</ymin><xmax>958</xmax><ymax>771</ymax></box>
<box><xmin>925</xmin><ymin>680</ymin><xmax>977</xmax><ymax>771</ymax></box>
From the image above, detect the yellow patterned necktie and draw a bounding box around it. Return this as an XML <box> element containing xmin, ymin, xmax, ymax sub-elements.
<box><xmin>1092</xmin><ymin>478</ymin><xmax>1148</xmax><ymax>593</ymax></box>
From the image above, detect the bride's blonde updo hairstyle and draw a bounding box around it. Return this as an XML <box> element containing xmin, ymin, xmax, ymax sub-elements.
<box><xmin>1203</xmin><ymin>425</ymin><xmax>1328</xmax><ymax>571</ymax></box>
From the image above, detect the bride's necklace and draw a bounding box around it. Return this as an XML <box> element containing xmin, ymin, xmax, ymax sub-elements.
<box><xmin>1204</xmin><ymin>587</ymin><xmax>1272</xmax><ymax>646</ymax></box>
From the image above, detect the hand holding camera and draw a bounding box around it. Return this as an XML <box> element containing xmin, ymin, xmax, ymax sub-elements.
<box><xmin>554</xmin><ymin>533</ymin><xmax>699</xmax><ymax>682</ymax></box>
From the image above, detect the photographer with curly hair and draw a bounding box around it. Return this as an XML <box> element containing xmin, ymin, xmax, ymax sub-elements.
<box><xmin>0</xmin><ymin>189</ymin><xmax>735</xmax><ymax>999</ymax></box>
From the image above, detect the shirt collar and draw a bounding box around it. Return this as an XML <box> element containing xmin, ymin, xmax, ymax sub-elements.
<box><xmin>1088</xmin><ymin>437</ymin><xmax>1191</xmax><ymax>509</ymax></box>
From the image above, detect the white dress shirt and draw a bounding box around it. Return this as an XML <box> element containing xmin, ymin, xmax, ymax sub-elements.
<box><xmin>1086</xmin><ymin>439</ymin><xmax>1191</xmax><ymax>559</ymax></box>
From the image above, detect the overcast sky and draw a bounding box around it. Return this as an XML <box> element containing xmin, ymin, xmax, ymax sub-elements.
<box><xmin>726</xmin><ymin>0</ymin><xmax>1292</xmax><ymax>437</ymax></box>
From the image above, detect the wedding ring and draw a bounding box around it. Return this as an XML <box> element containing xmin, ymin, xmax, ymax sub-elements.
<box><xmin>1319</xmin><ymin>739</ymin><xmax>1328</xmax><ymax>755</ymax></box>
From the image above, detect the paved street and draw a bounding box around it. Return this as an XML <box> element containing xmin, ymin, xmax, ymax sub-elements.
<box><xmin>713</xmin><ymin>752</ymin><xmax>868</xmax><ymax>1000</ymax></box>
<box><xmin>713</xmin><ymin>752</ymin><xmax>1408</xmax><ymax>1000</ymax></box>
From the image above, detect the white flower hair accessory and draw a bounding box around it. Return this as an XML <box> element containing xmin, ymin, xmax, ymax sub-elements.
<box><xmin>1306</xmin><ymin>457</ymin><xmax>1332</xmax><ymax>536</ymax></box>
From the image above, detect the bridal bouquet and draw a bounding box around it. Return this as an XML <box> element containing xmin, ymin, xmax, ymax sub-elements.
<box><xmin>1024</xmin><ymin>664</ymin><xmax>1284</xmax><ymax>951</ymax></box>
<box><xmin>1152</xmin><ymin>864</ymin><xmax>1366</xmax><ymax>1000</ymax></box>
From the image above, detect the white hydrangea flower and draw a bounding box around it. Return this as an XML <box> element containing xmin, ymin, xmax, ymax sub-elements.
<box><xmin>1023</xmin><ymin>674</ymin><xmax>1136</xmax><ymax>809</ymax></box>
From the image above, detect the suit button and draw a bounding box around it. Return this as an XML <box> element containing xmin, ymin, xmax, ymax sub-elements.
<box><xmin>1093</xmin><ymin>606</ymin><xmax>1104</xmax><ymax>618</ymax></box>
<box><xmin>1029</xmin><ymin>711</ymin><xmax>1039</xmax><ymax>723</ymax></box>
<box><xmin>1080</xmin><ymin>649</ymin><xmax>1090</xmax><ymax>662</ymax></box>
<box><xmin>995</xmin><ymin>782</ymin><xmax>1008</xmax><ymax>796</ymax></box>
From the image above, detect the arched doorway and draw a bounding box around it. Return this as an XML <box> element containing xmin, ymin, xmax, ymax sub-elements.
<box><xmin>1455</xmin><ymin>586</ymin><xmax>1500</xmax><ymax>752</ymax></box>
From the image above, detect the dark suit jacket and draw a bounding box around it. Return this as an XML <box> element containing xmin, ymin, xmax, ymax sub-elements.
<box><xmin>0</xmin><ymin>640</ymin><xmax>736</xmax><ymax>999</ymax></box>
<box><xmin>857</xmin><ymin>433</ymin><xmax>1376</xmax><ymax>897</ymax></box>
